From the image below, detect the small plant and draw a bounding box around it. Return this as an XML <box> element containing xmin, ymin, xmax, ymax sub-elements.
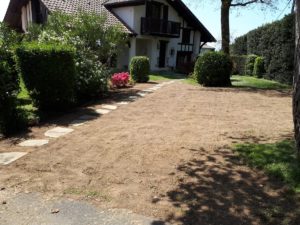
<box><xmin>194</xmin><ymin>52</ymin><xmax>232</xmax><ymax>87</ymax></box>
<box><xmin>130</xmin><ymin>56</ymin><xmax>150</xmax><ymax>83</ymax></box>
<box><xmin>245</xmin><ymin>54</ymin><xmax>258</xmax><ymax>75</ymax></box>
<box><xmin>111</xmin><ymin>72</ymin><xmax>130</xmax><ymax>88</ymax></box>
<box><xmin>253</xmin><ymin>56</ymin><xmax>265</xmax><ymax>78</ymax></box>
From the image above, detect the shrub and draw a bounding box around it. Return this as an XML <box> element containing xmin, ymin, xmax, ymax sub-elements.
<box><xmin>111</xmin><ymin>72</ymin><xmax>130</xmax><ymax>88</ymax></box>
<box><xmin>245</xmin><ymin>54</ymin><xmax>258</xmax><ymax>75</ymax></box>
<box><xmin>0</xmin><ymin>50</ymin><xmax>20</xmax><ymax>135</ymax></box>
<box><xmin>130</xmin><ymin>56</ymin><xmax>150</xmax><ymax>83</ymax></box>
<box><xmin>75</xmin><ymin>52</ymin><xmax>109</xmax><ymax>99</ymax></box>
<box><xmin>231</xmin><ymin>55</ymin><xmax>247</xmax><ymax>75</ymax></box>
<box><xmin>15</xmin><ymin>43</ymin><xmax>76</xmax><ymax>111</ymax></box>
<box><xmin>194</xmin><ymin>52</ymin><xmax>232</xmax><ymax>87</ymax></box>
<box><xmin>253</xmin><ymin>56</ymin><xmax>265</xmax><ymax>78</ymax></box>
<box><xmin>231</xmin><ymin>14</ymin><xmax>294</xmax><ymax>84</ymax></box>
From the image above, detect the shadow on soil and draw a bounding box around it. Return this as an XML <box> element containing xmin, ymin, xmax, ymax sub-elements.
<box><xmin>153</xmin><ymin>145</ymin><xmax>300</xmax><ymax>225</ymax></box>
<box><xmin>1</xmin><ymin>86</ymin><xmax>150</xmax><ymax>141</ymax></box>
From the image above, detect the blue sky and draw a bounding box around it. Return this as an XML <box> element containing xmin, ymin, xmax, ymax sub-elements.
<box><xmin>0</xmin><ymin>0</ymin><xmax>293</xmax><ymax>46</ymax></box>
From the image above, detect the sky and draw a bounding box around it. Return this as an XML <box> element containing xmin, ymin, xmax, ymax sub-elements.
<box><xmin>0</xmin><ymin>0</ymin><xmax>293</xmax><ymax>47</ymax></box>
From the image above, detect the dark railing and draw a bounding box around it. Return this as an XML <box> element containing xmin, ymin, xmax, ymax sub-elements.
<box><xmin>141</xmin><ymin>17</ymin><xmax>181</xmax><ymax>37</ymax></box>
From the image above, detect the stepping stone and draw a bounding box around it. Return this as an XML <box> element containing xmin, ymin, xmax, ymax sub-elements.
<box><xmin>128</xmin><ymin>96</ymin><xmax>138</xmax><ymax>100</ymax></box>
<box><xmin>95</xmin><ymin>109</ymin><xmax>110</xmax><ymax>115</ymax></box>
<box><xmin>44</xmin><ymin>127</ymin><xmax>74</xmax><ymax>138</ymax></box>
<box><xmin>117</xmin><ymin>101</ymin><xmax>129</xmax><ymax>105</ymax></box>
<box><xmin>19</xmin><ymin>139</ymin><xmax>49</xmax><ymax>147</ymax></box>
<box><xmin>137</xmin><ymin>92</ymin><xmax>147</xmax><ymax>97</ymax></box>
<box><xmin>78</xmin><ymin>115</ymin><xmax>98</xmax><ymax>120</ymax></box>
<box><xmin>102</xmin><ymin>104</ymin><xmax>117</xmax><ymax>110</ymax></box>
<box><xmin>142</xmin><ymin>89</ymin><xmax>153</xmax><ymax>93</ymax></box>
<box><xmin>70</xmin><ymin>120</ymin><xmax>85</xmax><ymax>127</ymax></box>
<box><xmin>0</xmin><ymin>152</ymin><xmax>28</xmax><ymax>165</ymax></box>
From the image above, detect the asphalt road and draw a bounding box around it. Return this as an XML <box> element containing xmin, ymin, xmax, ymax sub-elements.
<box><xmin>0</xmin><ymin>190</ymin><xmax>166</xmax><ymax>225</ymax></box>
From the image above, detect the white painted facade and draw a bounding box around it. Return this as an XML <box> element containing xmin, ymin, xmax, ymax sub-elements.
<box><xmin>113</xmin><ymin>0</ymin><xmax>203</xmax><ymax>71</ymax></box>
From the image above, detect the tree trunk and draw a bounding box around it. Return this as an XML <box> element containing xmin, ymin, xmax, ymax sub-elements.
<box><xmin>293</xmin><ymin>0</ymin><xmax>300</xmax><ymax>154</ymax></box>
<box><xmin>221</xmin><ymin>0</ymin><xmax>231</xmax><ymax>54</ymax></box>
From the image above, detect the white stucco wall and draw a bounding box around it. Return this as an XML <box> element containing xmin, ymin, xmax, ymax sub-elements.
<box><xmin>113</xmin><ymin>0</ymin><xmax>204</xmax><ymax>71</ymax></box>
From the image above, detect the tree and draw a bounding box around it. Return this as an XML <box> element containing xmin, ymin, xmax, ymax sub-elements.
<box><xmin>220</xmin><ymin>0</ymin><xmax>278</xmax><ymax>54</ymax></box>
<box><xmin>293</xmin><ymin>0</ymin><xmax>300</xmax><ymax>154</ymax></box>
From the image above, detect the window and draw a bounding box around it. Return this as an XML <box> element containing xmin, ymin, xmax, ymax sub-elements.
<box><xmin>182</xmin><ymin>28</ymin><xmax>191</xmax><ymax>44</ymax></box>
<box><xmin>21</xmin><ymin>1</ymin><xmax>33</xmax><ymax>32</ymax></box>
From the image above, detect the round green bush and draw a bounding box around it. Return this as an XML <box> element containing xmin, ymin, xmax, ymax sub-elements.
<box><xmin>253</xmin><ymin>56</ymin><xmax>265</xmax><ymax>78</ymax></box>
<box><xmin>244</xmin><ymin>54</ymin><xmax>258</xmax><ymax>75</ymax></box>
<box><xmin>194</xmin><ymin>52</ymin><xmax>232</xmax><ymax>87</ymax></box>
<box><xmin>130</xmin><ymin>56</ymin><xmax>150</xmax><ymax>83</ymax></box>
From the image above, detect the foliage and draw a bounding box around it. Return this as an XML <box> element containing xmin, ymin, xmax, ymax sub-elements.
<box><xmin>75</xmin><ymin>51</ymin><xmax>109</xmax><ymax>99</ymax></box>
<box><xmin>231</xmin><ymin>55</ymin><xmax>247</xmax><ymax>75</ymax></box>
<box><xmin>25</xmin><ymin>11</ymin><xmax>128</xmax><ymax>98</ymax></box>
<box><xmin>111</xmin><ymin>72</ymin><xmax>130</xmax><ymax>88</ymax></box>
<box><xmin>231</xmin><ymin>14</ymin><xmax>295</xmax><ymax>84</ymax></box>
<box><xmin>0</xmin><ymin>22</ymin><xmax>21</xmax><ymax>51</ymax></box>
<box><xmin>245</xmin><ymin>54</ymin><xmax>258</xmax><ymax>75</ymax></box>
<box><xmin>130</xmin><ymin>56</ymin><xmax>150</xmax><ymax>83</ymax></box>
<box><xmin>234</xmin><ymin>140</ymin><xmax>300</xmax><ymax>193</ymax></box>
<box><xmin>15</xmin><ymin>43</ymin><xmax>76</xmax><ymax>111</ymax></box>
<box><xmin>253</xmin><ymin>56</ymin><xmax>265</xmax><ymax>78</ymax></box>
<box><xmin>0</xmin><ymin>50</ymin><xmax>20</xmax><ymax>135</ymax></box>
<box><xmin>231</xmin><ymin>75</ymin><xmax>290</xmax><ymax>90</ymax></box>
<box><xmin>230</xmin><ymin>34</ymin><xmax>247</xmax><ymax>55</ymax></box>
<box><xmin>194</xmin><ymin>52</ymin><xmax>232</xmax><ymax>87</ymax></box>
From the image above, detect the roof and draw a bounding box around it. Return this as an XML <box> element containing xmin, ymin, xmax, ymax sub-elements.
<box><xmin>166</xmin><ymin>0</ymin><xmax>216</xmax><ymax>42</ymax></box>
<box><xmin>4</xmin><ymin>0</ymin><xmax>134</xmax><ymax>34</ymax></box>
<box><xmin>4</xmin><ymin>0</ymin><xmax>215</xmax><ymax>42</ymax></box>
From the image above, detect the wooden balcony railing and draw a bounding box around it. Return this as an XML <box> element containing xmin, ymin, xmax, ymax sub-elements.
<box><xmin>141</xmin><ymin>17</ymin><xmax>181</xmax><ymax>37</ymax></box>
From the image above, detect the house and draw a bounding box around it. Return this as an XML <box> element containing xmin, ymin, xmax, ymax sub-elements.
<box><xmin>4</xmin><ymin>0</ymin><xmax>216</xmax><ymax>71</ymax></box>
<box><xmin>200</xmin><ymin>44</ymin><xmax>215</xmax><ymax>55</ymax></box>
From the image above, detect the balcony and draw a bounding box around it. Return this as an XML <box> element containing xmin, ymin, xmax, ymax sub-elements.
<box><xmin>141</xmin><ymin>17</ymin><xmax>181</xmax><ymax>37</ymax></box>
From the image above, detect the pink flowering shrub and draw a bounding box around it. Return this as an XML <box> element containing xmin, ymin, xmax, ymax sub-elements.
<box><xmin>111</xmin><ymin>72</ymin><xmax>130</xmax><ymax>88</ymax></box>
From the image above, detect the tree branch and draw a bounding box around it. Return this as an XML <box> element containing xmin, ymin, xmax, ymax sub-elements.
<box><xmin>230</xmin><ymin>0</ymin><xmax>269</xmax><ymax>7</ymax></box>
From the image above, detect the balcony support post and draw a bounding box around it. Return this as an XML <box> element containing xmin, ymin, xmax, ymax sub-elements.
<box><xmin>128</xmin><ymin>37</ymin><xmax>137</xmax><ymax>65</ymax></box>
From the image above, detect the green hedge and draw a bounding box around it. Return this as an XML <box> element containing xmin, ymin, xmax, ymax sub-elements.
<box><xmin>231</xmin><ymin>55</ymin><xmax>247</xmax><ymax>75</ymax></box>
<box><xmin>253</xmin><ymin>56</ymin><xmax>265</xmax><ymax>78</ymax></box>
<box><xmin>0</xmin><ymin>50</ymin><xmax>21</xmax><ymax>135</ymax></box>
<box><xmin>130</xmin><ymin>56</ymin><xmax>150</xmax><ymax>83</ymax></box>
<box><xmin>231</xmin><ymin>14</ymin><xmax>294</xmax><ymax>84</ymax></box>
<box><xmin>245</xmin><ymin>54</ymin><xmax>258</xmax><ymax>76</ymax></box>
<box><xmin>15</xmin><ymin>43</ymin><xmax>76</xmax><ymax>111</ymax></box>
<box><xmin>194</xmin><ymin>52</ymin><xmax>232</xmax><ymax>87</ymax></box>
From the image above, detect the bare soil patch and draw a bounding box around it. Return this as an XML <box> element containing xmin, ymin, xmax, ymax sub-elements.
<box><xmin>0</xmin><ymin>82</ymin><xmax>296</xmax><ymax>224</ymax></box>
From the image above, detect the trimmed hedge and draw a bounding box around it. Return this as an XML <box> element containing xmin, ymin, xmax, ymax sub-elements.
<box><xmin>130</xmin><ymin>56</ymin><xmax>150</xmax><ymax>83</ymax></box>
<box><xmin>253</xmin><ymin>56</ymin><xmax>265</xmax><ymax>78</ymax></box>
<box><xmin>0</xmin><ymin>50</ymin><xmax>20</xmax><ymax>135</ymax></box>
<box><xmin>231</xmin><ymin>14</ymin><xmax>294</xmax><ymax>84</ymax></box>
<box><xmin>15</xmin><ymin>43</ymin><xmax>76</xmax><ymax>111</ymax></box>
<box><xmin>231</xmin><ymin>55</ymin><xmax>247</xmax><ymax>75</ymax></box>
<box><xmin>245</xmin><ymin>54</ymin><xmax>258</xmax><ymax>76</ymax></box>
<box><xmin>194</xmin><ymin>52</ymin><xmax>232</xmax><ymax>87</ymax></box>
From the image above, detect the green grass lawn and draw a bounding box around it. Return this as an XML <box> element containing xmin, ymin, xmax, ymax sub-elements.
<box><xmin>149</xmin><ymin>71</ymin><xmax>187</xmax><ymax>81</ymax></box>
<box><xmin>150</xmin><ymin>72</ymin><xmax>291</xmax><ymax>90</ymax></box>
<box><xmin>231</xmin><ymin>75</ymin><xmax>291</xmax><ymax>90</ymax></box>
<box><xmin>17</xmin><ymin>78</ymin><xmax>39</xmax><ymax>125</ymax></box>
<box><xmin>234</xmin><ymin>140</ymin><xmax>300</xmax><ymax>193</ymax></box>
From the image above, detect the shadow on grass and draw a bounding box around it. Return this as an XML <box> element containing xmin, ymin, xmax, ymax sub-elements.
<box><xmin>150</xmin><ymin>71</ymin><xmax>187</xmax><ymax>81</ymax></box>
<box><xmin>154</xmin><ymin>142</ymin><xmax>300</xmax><ymax>225</ymax></box>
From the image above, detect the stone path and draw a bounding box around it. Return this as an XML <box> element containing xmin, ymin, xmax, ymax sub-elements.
<box><xmin>0</xmin><ymin>81</ymin><xmax>176</xmax><ymax>166</ymax></box>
